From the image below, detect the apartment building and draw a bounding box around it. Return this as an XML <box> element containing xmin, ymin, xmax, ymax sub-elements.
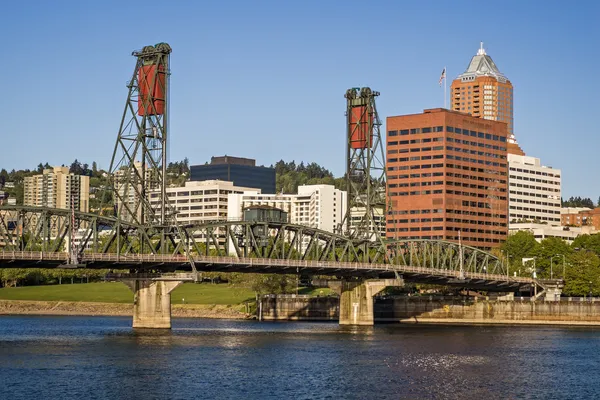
<box><xmin>24</xmin><ymin>166</ymin><xmax>89</xmax><ymax>212</ymax></box>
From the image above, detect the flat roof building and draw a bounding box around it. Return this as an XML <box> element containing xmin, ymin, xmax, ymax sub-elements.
<box><xmin>386</xmin><ymin>108</ymin><xmax>509</xmax><ymax>250</ymax></box>
<box><xmin>190</xmin><ymin>156</ymin><xmax>276</xmax><ymax>194</ymax></box>
<box><xmin>508</xmin><ymin>154</ymin><xmax>561</xmax><ymax>226</ymax></box>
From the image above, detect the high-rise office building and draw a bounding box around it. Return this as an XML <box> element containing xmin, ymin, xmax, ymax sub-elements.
<box><xmin>386</xmin><ymin>108</ymin><xmax>509</xmax><ymax>250</ymax></box>
<box><xmin>450</xmin><ymin>43</ymin><xmax>524</xmax><ymax>156</ymax></box>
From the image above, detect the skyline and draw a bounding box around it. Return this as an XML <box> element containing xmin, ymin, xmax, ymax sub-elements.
<box><xmin>2</xmin><ymin>1</ymin><xmax>599</xmax><ymax>199</ymax></box>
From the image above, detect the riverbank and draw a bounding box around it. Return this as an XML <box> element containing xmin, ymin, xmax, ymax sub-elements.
<box><xmin>0</xmin><ymin>300</ymin><xmax>250</xmax><ymax>319</ymax></box>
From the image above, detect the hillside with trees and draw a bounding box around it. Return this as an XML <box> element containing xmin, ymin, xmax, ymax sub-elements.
<box><xmin>272</xmin><ymin>160</ymin><xmax>344</xmax><ymax>194</ymax></box>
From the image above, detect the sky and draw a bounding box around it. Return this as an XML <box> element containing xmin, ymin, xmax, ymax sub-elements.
<box><xmin>1</xmin><ymin>0</ymin><xmax>599</xmax><ymax>199</ymax></box>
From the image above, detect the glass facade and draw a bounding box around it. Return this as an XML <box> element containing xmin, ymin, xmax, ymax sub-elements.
<box><xmin>190</xmin><ymin>164</ymin><xmax>276</xmax><ymax>194</ymax></box>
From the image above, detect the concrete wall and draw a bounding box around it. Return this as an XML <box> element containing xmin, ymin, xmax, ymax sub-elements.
<box><xmin>259</xmin><ymin>295</ymin><xmax>338</xmax><ymax>321</ymax></box>
<box><xmin>259</xmin><ymin>296</ymin><xmax>600</xmax><ymax>325</ymax></box>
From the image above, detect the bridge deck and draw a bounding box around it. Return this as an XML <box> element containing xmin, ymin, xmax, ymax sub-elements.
<box><xmin>0</xmin><ymin>251</ymin><xmax>532</xmax><ymax>291</ymax></box>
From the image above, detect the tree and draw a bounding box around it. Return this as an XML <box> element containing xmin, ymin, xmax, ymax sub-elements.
<box><xmin>501</xmin><ymin>231</ymin><xmax>538</xmax><ymax>262</ymax></box>
<box><xmin>69</xmin><ymin>159</ymin><xmax>84</xmax><ymax>175</ymax></box>
<box><xmin>572</xmin><ymin>234</ymin><xmax>600</xmax><ymax>256</ymax></box>
<box><xmin>563</xmin><ymin>251</ymin><xmax>600</xmax><ymax>297</ymax></box>
<box><xmin>533</xmin><ymin>237</ymin><xmax>572</xmax><ymax>278</ymax></box>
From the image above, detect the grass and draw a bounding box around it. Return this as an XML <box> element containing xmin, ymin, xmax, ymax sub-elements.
<box><xmin>0</xmin><ymin>282</ymin><xmax>256</xmax><ymax>305</ymax></box>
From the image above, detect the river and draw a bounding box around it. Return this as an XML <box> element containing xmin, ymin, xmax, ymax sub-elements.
<box><xmin>0</xmin><ymin>316</ymin><xmax>599</xmax><ymax>399</ymax></box>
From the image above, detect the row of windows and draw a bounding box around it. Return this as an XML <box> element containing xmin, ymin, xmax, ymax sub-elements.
<box><xmin>509</xmin><ymin>167</ymin><xmax>560</xmax><ymax>178</ymax></box>
<box><xmin>510</xmin><ymin>185</ymin><xmax>560</xmax><ymax>193</ymax></box>
<box><xmin>446</xmin><ymin>163</ymin><xmax>508</xmax><ymax>176</ymax></box>
<box><xmin>388</xmin><ymin>146</ymin><xmax>444</xmax><ymax>154</ymax></box>
<box><xmin>446</xmin><ymin>146</ymin><xmax>505</xmax><ymax>159</ymax></box>
<box><xmin>388</xmin><ymin>137</ymin><xmax>444</xmax><ymax>146</ymax></box>
<box><xmin>446</xmin><ymin>155</ymin><xmax>506</xmax><ymax>167</ymax></box>
<box><xmin>446</xmin><ymin>137</ymin><xmax>506</xmax><ymax>151</ymax></box>
<box><xmin>447</xmin><ymin>172</ymin><xmax>506</xmax><ymax>185</ymax></box>
<box><xmin>510</xmin><ymin>192</ymin><xmax>561</xmax><ymax>201</ymax></box>
<box><xmin>388</xmin><ymin>163</ymin><xmax>445</xmax><ymax>171</ymax></box>
<box><xmin>389</xmin><ymin>209</ymin><xmax>507</xmax><ymax>220</ymax></box>
<box><xmin>389</xmin><ymin>209</ymin><xmax>444</xmax><ymax>215</ymax></box>
<box><xmin>510</xmin><ymin>214</ymin><xmax>561</xmax><ymax>221</ymax></box>
<box><xmin>389</xmin><ymin>217</ymin><xmax>505</xmax><ymax>226</ymax></box>
<box><xmin>389</xmin><ymin>172</ymin><xmax>445</xmax><ymax>179</ymax></box>
<box><xmin>509</xmin><ymin>206</ymin><xmax>561</xmax><ymax>214</ymax></box>
<box><xmin>390</xmin><ymin>190</ymin><xmax>444</xmax><ymax>196</ymax></box>
<box><xmin>388</xmin><ymin>127</ymin><xmax>506</xmax><ymax>142</ymax></box>
<box><xmin>389</xmin><ymin>181</ymin><xmax>444</xmax><ymax>188</ymax></box>
<box><xmin>444</xmin><ymin>190</ymin><xmax>507</xmax><ymax>200</ymax></box>
<box><xmin>387</xmin><ymin>227</ymin><xmax>505</xmax><ymax>237</ymax></box>
<box><xmin>509</xmin><ymin>175</ymin><xmax>560</xmax><ymax>185</ymax></box>
<box><xmin>388</xmin><ymin>155</ymin><xmax>445</xmax><ymax>162</ymax></box>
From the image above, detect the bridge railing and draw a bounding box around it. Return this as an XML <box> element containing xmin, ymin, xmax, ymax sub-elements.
<box><xmin>0</xmin><ymin>251</ymin><xmax>533</xmax><ymax>284</ymax></box>
<box><xmin>0</xmin><ymin>251</ymin><xmax>68</xmax><ymax>261</ymax></box>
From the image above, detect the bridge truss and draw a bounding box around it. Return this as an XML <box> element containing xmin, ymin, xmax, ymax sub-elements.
<box><xmin>0</xmin><ymin>206</ymin><xmax>531</xmax><ymax>291</ymax></box>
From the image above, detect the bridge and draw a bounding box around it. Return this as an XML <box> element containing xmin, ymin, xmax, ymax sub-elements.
<box><xmin>0</xmin><ymin>205</ymin><xmax>538</xmax><ymax>326</ymax></box>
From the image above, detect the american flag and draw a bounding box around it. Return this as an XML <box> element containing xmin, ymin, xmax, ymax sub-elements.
<box><xmin>438</xmin><ymin>68</ymin><xmax>446</xmax><ymax>86</ymax></box>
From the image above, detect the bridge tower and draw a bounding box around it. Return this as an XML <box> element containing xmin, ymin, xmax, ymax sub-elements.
<box><xmin>102</xmin><ymin>43</ymin><xmax>195</xmax><ymax>269</ymax></box>
<box><xmin>101</xmin><ymin>43</ymin><xmax>196</xmax><ymax>329</ymax></box>
<box><xmin>341</xmin><ymin>88</ymin><xmax>387</xmax><ymax>246</ymax></box>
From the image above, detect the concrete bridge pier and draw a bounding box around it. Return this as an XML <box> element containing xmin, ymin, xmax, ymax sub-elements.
<box><xmin>332</xmin><ymin>279</ymin><xmax>404</xmax><ymax>325</ymax></box>
<box><xmin>109</xmin><ymin>273</ymin><xmax>196</xmax><ymax>329</ymax></box>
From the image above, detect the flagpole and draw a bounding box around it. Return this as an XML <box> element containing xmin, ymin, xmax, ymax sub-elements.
<box><xmin>444</xmin><ymin>66</ymin><xmax>447</xmax><ymax>109</ymax></box>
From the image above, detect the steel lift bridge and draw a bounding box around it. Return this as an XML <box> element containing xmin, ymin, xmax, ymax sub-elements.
<box><xmin>0</xmin><ymin>44</ymin><xmax>535</xmax><ymax>328</ymax></box>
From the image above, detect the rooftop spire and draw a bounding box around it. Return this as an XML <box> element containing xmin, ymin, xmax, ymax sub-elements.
<box><xmin>477</xmin><ymin>41</ymin><xmax>486</xmax><ymax>56</ymax></box>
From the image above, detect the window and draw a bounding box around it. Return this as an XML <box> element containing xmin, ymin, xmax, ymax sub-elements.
<box><xmin>388</xmin><ymin>130</ymin><xmax>398</xmax><ymax>137</ymax></box>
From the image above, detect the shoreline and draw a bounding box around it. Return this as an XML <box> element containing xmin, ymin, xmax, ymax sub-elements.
<box><xmin>0</xmin><ymin>300</ymin><xmax>250</xmax><ymax>320</ymax></box>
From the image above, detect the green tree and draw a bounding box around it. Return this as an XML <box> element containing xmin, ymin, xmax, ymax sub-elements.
<box><xmin>533</xmin><ymin>237</ymin><xmax>572</xmax><ymax>278</ymax></box>
<box><xmin>501</xmin><ymin>231</ymin><xmax>539</xmax><ymax>271</ymax></box>
<box><xmin>563</xmin><ymin>251</ymin><xmax>600</xmax><ymax>297</ymax></box>
<box><xmin>572</xmin><ymin>234</ymin><xmax>600</xmax><ymax>255</ymax></box>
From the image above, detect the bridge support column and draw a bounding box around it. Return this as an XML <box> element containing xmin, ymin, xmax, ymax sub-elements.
<box><xmin>336</xmin><ymin>279</ymin><xmax>403</xmax><ymax>325</ymax></box>
<box><xmin>111</xmin><ymin>274</ymin><xmax>196</xmax><ymax>329</ymax></box>
<box><xmin>122</xmin><ymin>279</ymin><xmax>183</xmax><ymax>329</ymax></box>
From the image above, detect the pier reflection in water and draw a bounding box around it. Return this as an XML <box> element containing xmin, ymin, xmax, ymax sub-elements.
<box><xmin>0</xmin><ymin>316</ymin><xmax>599</xmax><ymax>399</ymax></box>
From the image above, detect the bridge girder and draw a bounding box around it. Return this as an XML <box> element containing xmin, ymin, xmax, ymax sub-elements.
<box><xmin>0</xmin><ymin>206</ymin><xmax>508</xmax><ymax>278</ymax></box>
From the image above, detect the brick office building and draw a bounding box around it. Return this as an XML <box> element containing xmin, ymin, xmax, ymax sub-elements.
<box><xmin>386</xmin><ymin>108</ymin><xmax>509</xmax><ymax>250</ymax></box>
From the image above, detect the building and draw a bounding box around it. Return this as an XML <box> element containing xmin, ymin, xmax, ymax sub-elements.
<box><xmin>112</xmin><ymin>161</ymin><xmax>156</xmax><ymax>223</ymax></box>
<box><xmin>190</xmin><ymin>156</ymin><xmax>276</xmax><ymax>194</ymax></box>
<box><xmin>508</xmin><ymin>154</ymin><xmax>561</xmax><ymax>226</ymax></box>
<box><xmin>509</xmin><ymin>222</ymin><xmax>596</xmax><ymax>244</ymax></box>
<box><xmin>228</xmin><ymin>184</ymin><xmax>346</xmax><ymax>234</ymax></box>
<box><xmin>450</xmin><ymin>43</ymin><xmax>524</xmax><ymax>156</ymax></box>
<box><xmin>149</xmin><ymin>180</ymin><xmax>260</xmax><ymax>244</ymax></box>
<box><xmin>386</xmin><ymin>108</ymin><xmax>508</xmax><ymax>250</ymax></box>
<box><xmin>561</xmin><ymin>207</ymin><xmax>600</xmax><ymax>230</ymax></box>
<box><xmin>24</xmin><ymin>167</ymin><xmax>89</xmax><ymax>212</ymax></box>
<box><xmin>150</xmin><ymin>180</ymin><xmax>260</xmax><ymax>225</ymax></box>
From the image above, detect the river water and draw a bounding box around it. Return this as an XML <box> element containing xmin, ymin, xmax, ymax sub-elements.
<box><xmin>0</xmin><ymin>316</ymin><xmax>599</xmax><ymax>399</ymax></box>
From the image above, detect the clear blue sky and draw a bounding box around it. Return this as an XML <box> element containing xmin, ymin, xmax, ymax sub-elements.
<box><xmin>2</xmin><ymin>1</ymin><xmax>599</xmax><ymax>200</ymax></box>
